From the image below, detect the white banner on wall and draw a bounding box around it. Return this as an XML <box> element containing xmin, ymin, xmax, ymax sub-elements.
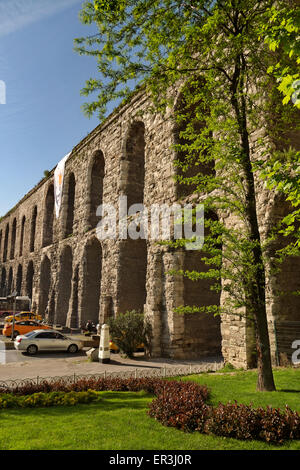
<box><xmin>54</xmin><ymin>152</ymin><xmax>71</xmax><ymax>218</ymax></box>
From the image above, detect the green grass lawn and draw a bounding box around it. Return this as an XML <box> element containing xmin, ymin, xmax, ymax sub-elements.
<box><xmin>180</xmin><ymin>367</ymin><xmax>300</xmax><ymax>410</ymax></box>
<box><xmin>0</xmin><ymin>368</ymin><xmax>299</xmax><ymax>450</ymax></box>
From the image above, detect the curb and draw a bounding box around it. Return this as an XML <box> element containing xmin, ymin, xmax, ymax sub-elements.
<box><xmin>0</xmin><ymin>340</ymin><xmax>15</xmax><ymax>351</ymax></box>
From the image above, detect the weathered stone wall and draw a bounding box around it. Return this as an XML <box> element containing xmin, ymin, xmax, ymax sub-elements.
<box><xmin>0</xmin><ymin>90</ymin><xmax>299</xmax><ymax>366</ymax></box>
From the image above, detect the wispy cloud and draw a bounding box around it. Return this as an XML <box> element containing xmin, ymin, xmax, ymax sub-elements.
<box><xmin>0</xmin><ymin>0</ymin><xmax>82</xmax><ymax>38</ymax></box>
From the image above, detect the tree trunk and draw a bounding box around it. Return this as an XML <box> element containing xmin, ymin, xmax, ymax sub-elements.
<box><xmin>231</xmin><ymin>53</ymin><xmax>276</xmax><ymax>391</ymax></box>
<box><xmin>255</xmin><ymin>309</ymin><xmax>276</xmax><ymax>391</ymax></box>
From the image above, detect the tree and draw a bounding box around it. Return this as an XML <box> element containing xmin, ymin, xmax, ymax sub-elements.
<box><xmin>261</xmin><ymin>2</ymin><xmax>300</xmax><ymax>109</ymax></box>
<box><xmin>108</xmin><ymin>310</ymin><xmax>152</xmax><ymax>358</ymax></box>
<box><xmin>259</xmin><ymin>148</ymin><xmax>300</xmax><ymax>251</ymax></box>
<box><xmin>75</xmin><ymin>0</ymin><xmax>299</xmax><ymax>391</ymax></box>
<box><xmin>258</xmin><ymin>3</ymin><xmax>300</xmax><ymax>254</ymax></box>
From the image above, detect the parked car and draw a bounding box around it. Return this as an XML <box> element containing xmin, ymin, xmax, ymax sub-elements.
<box><xmin>14</xmin><ymin>329</ymin><xmax>84</xmax><ymax>355</ymax></box>
<box><xmin>0</xmin><ymin>311</ymin><xmax>16</xmax><ymax>319</ymax></box>
<box><xmin>2</xmin><ymin>320</ymin><xmax>51</xmax><ymax>338</ymax></box>
<box><xmin>5</xmin><ymin>311</ymin><xmax>43</xmax><ymax>323</ymax></box>
<box><xmin>109</xmin><ymin>340</ymin><xmax>120</xmax><ymax>353</ymax></box>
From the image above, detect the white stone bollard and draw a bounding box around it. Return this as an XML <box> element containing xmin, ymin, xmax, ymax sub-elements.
<box><xmin>98</xmin><ymin>324</ymin><xmax>110</xmax><ymax>364</ymax></box>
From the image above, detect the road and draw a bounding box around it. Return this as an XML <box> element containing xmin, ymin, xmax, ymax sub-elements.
<box><xmin>0</xmin><ymin>343</ymin><xmax>223</xmax><ymax>383</ymax></box>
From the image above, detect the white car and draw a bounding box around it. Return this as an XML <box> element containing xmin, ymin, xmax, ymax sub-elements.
<box><xmin>14</xmin><ymin>329</ymin><xmax>84</xmax><ymax>355</ymax></box>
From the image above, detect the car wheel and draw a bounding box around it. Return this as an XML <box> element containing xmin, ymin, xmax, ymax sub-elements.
<box><xmin>67</xmin><ymin>344</ymin><xmax>78</xmax><ymax>354</ymax></box>
<box><xmin>27</xmin><ymin>344</ymin><xmax>38</xmax><ymax>355</ymax></box>
<box><xmin>13</xmin><ymin>331</ymin><xmax>20</xmax><ymax>339</ymax></box>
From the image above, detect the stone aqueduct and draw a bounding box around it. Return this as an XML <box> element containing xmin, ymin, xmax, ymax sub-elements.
<box><xmin>0</xmin><ymin>90</ymin><xmax>299</xmax><ymax>368</ymax></box>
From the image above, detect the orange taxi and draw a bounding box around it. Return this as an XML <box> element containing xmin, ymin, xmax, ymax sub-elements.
<box><xmin>109</xmin><ymin>339</ymin><xmax>144</xmax><ymax>353</ymax></box>
<box><xmin>4</xmin><ymin>311</ymin><xmax>43</xmax><ymax>323</ymax></box>
<box><xmin>3</xmin><ymin>320</ymin><xmax>51</xmax><ymax>338</ymax></box>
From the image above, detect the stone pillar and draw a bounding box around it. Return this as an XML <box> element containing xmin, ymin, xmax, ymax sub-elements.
<box><xmin>100</xmin><ymin>295</ymin><xmax>113</xmax><ymax>324</ymax></box>
<box><xmin>47</xmin><ymin>289</ymin><xmax>56</xmax><ymax>325</ymax></box>
<box><xmin>162</xmin><ymin>249</ymin><xmax>185</xmax><ymax>358</ymax></box>
<box><xmin>220</xmin><ymin>307</ymin><xmax>249</xmax><ymax>369</ymax></box>
<box><xmin>77</xmin><ymin>252</ymin><xmax>86</xmax><ymax>328</ymax></box>
<box><xmin>67</xmin><ymin>264</ymin><xmax>79</xmax><ymax>328</ymax></box>
<box><xmin>145</xmin><ymin>249</ymin><xmax>165</xmax><ymax>357</ymax></box>
<box><xmin>98</xmin><ymin>324</ymin><xmax>110</xmax><ymax>363</ymax></box>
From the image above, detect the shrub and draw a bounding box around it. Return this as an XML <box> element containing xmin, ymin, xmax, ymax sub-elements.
<box><xmin>258</xmin><ymin>405</ymin><xmax>300</xmax><ymax>443</ymax></box>
<box><xmin>0</xmin><ymin>377</ymin><xmax>209</xmax><ymax>408</ymax></box>
<box><xmin>108</xmin><ymin>310</ymin><xmax>152</xmax><ymax>358</ymax></box>
<box><xmin>204</xmin><ymin>402</ymin><xmax>261</xmax><ymax>440</ymax></box>
<box><xmin>0</xmin><ymin>390</ymin><xmax>100</xmax><ymax>409</ymax></box>
<box><xmin>205</xmin><ymin>402</ymin><xmax>300</xmax><ymax>444</ymax></box>
<box><xmin>148</xmin><ymin>381</ymin><xmax>210</xmax><ymax>432</ymax></box>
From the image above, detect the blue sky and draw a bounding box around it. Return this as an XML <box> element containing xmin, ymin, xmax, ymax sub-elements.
<box><xmin>0</xmin><ymin>0</ymin><xmax>113</xmax><ymax>216</ymax></box>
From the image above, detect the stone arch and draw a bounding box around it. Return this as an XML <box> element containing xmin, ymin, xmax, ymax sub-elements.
<box><xmin>30</xmin><ymin>206</ymin><xmax>37</xmax><ymax>252</ymax></box>
<box><xmin>3</xmin><ymin>223</ymin><xmax>9</xmax><ymax>262</ymax></box>
<box><xmin>145</xmin><ymin>249</ymin><xmax>169</xmax><ymax>357</ymax></box>
<box><xmin>10</xmin><ymin>218</ymin><xmax>17</xmax><ymax>260</ymax></box>
<box><xmin>173</xmin><ymin>88</ymin><xmax>214</xmax><ymax>199</ymax></box>
<box><xmin>266</xmin><ymin>195</ymin><xmax>300</xmax><ymax>323</ymax></box>
<box><xmin>69</xmin><ymin>264</ymin><xmax>79</xmax><ymax>328</ymax></box>
<box><xmin>7</xmin><ymin>266</ymin><xmax>13</xmax><ymax>295</ymax></box>
<box><xmin>179</xmin><ymin>208</ymin><xmax>222</xmax><ymax>357</ymax></box>
<box><xmin>121</xmin><ymin>121</ymin><xmax>145</xmax><ymax>208</ymax></box>
<box><xmin>26</xmin><ymin>260</ymin><xmax>34</xmax><ymax>300</ymax></box>
<box><xmin>56</xmin><ymin>245</ymin><xmax>73</xmax><ymax>325</ymax></box>
<box><xmin>47</xmin><ymin>290</ymin><xmax>56</xmax><ymax>325</ymax></box>
<box><xmin>181</xmin><ymin>247</ymin><xmax>222</xmax><ymax>357</ymax></box>
<box><xmin>19</xmin><ymin>216</ymin><xmax>26</xmax><ymax>256</ymax></box>
<box><xmin>1</xmin><ymin>267</ymin><xmax>6</xmax><ymax>296</ymax></box>
<box><xmin>86</xmin><ymin>150</ymin><xmax>105</xmax><ymax>231</ymax></box>
<box><xmin>272</xmin><ymin>259</ymin><xmax>300</xmax><ymax>323</ymax></box>
<box><xmin>81</xmin><ymin>237</ymin><xmax>102</xmax><ymax>325</ymax></box>
<box><xmin>63</xmin><ymin>172</ymin><xmax>76</xmax><ymax>238</ymax></box>
<box><xmin>16</xmin><ymin>264</ymin><xmax>23</xmax><ymax>296</ymax></box>
<box><xmin>117</xmin><ymin>238</ymin><xmax>147</xmax><ymax>315</ymax></box>
<box><xmin>38</xmin><ymin>256</ymin><xmax>51</xmax><ymax>317</ymax></box>
<box><xmin>42</xmin><ymin>185</ymin><xmax>55</xmax><ymax>247</ymax></box>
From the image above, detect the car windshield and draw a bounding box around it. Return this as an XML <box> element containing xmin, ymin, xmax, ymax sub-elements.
<box><xmin>57</xmin><ymin>334</ymin><xmax>66</xmax><ymax>339</ymax></box>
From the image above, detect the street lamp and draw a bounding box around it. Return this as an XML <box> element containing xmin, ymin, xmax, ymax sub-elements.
<box><xmin>7</xmin><ymin>290</ymin><xmax>18</xmax><ymax>341</ymax></box>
